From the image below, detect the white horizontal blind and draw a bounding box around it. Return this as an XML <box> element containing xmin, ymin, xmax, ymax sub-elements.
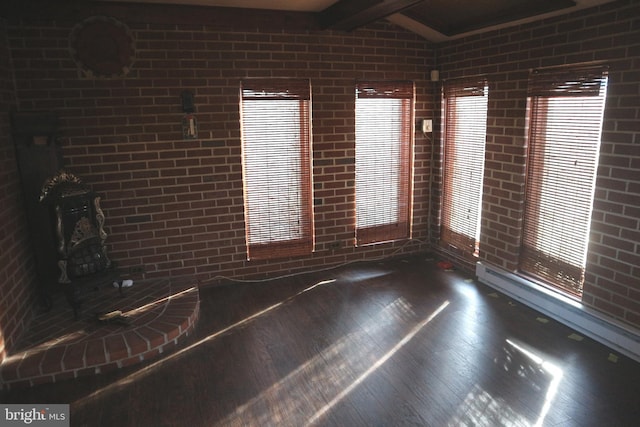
<box><xmin>240</xmin><ymin>79</ymin><xmax>314</xmax><ymax>260</ymax></box>
<box><xmin>521</xmin><ymin>65</ymin><xmax>608</xmax><ymax>297</ymax></box>
<box><xmin>355</xmin><ymin>81</ymin><xmax>414</xmax><ymax>245</ymax></box>
<box><xmin>441</xmin><ymin>78</ymin><xmax>488</xmax><ymax>260</ymax></box>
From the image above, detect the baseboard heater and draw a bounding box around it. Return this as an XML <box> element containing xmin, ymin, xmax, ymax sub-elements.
<box><xmin>475</xmin><ymin>261</ymin><xmax>640</xmax><ymax>363</ymax></box>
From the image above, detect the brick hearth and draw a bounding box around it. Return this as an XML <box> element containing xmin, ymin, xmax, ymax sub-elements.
<box><xmin>0</xmin><ymin>278</ymin><xmax>199</xmax><ymax>390</ymax></box>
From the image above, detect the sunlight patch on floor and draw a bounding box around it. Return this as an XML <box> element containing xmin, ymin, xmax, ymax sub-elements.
<box><xmin>447</xmin><ymin>338</ymin><xmax>563</xmax><ymax>427</ymax></box>
<box><xmin>506</xmin><ymin>339</ymin><xmax>563</xmax><ymax>427</ymax></box>
<box><xmin>213</xmin><ymin>299</ymin><xmax>450</xmax><ymax>426</ymax></box>
<box><xmin>122</xmin><ymin>286</ymin><xmax>198</xmax><ymax>317</ymax></box>
<box><xmin>338</xmin><ymin>268</ymin><xmax>393</xmax><ymax>283</ymax></box>
<box><xmin>448</xmin><ymin>384</ymin><xmax>531</xmax><ymax>427</ymax></box>
<box><xmin>2</xmin><ymin>331</ymin><xmax>88</xmax><ymax>363</ymax></box>
<box><xmin>306</xmin><ymin>300</ymin><xmax>450</xmax><ymax>426</ymax></box>
<box><xmin>2</xmin><ymin>287</ymin><xmax>198</xmax><ymax>368</ymax></box>
<box><xmin>73</xmin><ymin>279</ymin><xmax>337</xmax><ymax>408</ymax></box>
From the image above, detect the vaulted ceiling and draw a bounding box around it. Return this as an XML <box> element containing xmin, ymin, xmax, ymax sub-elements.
<box><xmin>1</xmin><ymin>0</ymin><xmax>617</xmax><ymax>42</ymax></box>
<box><xmin>103</xmin><ymin>0</ymin><xmax>616</xmax><ymax>42</ymax></box>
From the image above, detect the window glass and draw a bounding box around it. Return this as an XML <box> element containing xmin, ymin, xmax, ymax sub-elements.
<box><xmin>240</xmin><ymin>79</ymin><xmax>314</xmax><ymax>260</ymax></box>
<box><xmin>355</xmin><ymin>81</ymin><xmax>414</xmax><ymax>245</ymax></box>
<box><xmin>521</xmin><ymin>65</ymin><xmax>608</xmax><ymax>297</ymax></box>
<box><xmin>441</xmin><ymin>78</ymin><xmax>488</xmax><ymax>260</ymax></box>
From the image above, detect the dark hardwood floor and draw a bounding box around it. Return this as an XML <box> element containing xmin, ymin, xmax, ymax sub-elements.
<box><xmin>2</xmin><ymin>254</ymin><xmax>639</xmax><ymax>426</ymax></box>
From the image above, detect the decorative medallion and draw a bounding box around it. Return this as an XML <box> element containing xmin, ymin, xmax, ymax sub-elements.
<box><xmin>70</xmin><ymin>15</ymin><xmax>135</xmax><ymax>78</ymax></box>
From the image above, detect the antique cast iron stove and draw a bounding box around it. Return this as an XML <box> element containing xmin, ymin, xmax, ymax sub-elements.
<box><xmin>40</xmin><ymin>171</ymin><xmax>113</xmax><ymax>316</ymax></box>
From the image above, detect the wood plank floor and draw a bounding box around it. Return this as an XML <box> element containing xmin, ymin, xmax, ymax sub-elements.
<box><xmin>2</xmin><ymin>254</ymin><xmax>639</xmax><ymax>426</ymax></box>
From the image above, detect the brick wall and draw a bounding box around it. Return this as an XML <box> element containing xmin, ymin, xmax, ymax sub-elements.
<box><xmin>5</xmin><ymin>0</ymin><xmax>638</xmax><ymax>338</ymax></box>
<box><xmin>0</xmin><ymin>18</ymin><xmax>38</xmax><ymax>363</ymax></box>
<box><xmin>6</xmin><ymin>5</ymin><xmax>434</xmax><ymax>286</ymax></box>
<box><xmin>436</xmin><ymin>0</ymin><xmax>640</xmax><ymax>327</ymax></box>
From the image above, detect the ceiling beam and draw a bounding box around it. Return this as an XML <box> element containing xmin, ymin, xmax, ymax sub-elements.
<box><xmin>319</xmin><ymin>0</ymin><xmax>425</xmax><ymax>31</ymax></box>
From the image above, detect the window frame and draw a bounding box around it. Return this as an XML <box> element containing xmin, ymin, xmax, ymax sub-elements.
<box><xmin>440</xmin><ymin>77</ymin><xmax>489</xmax><ymax>261</ymax></box>
<box><xmin>520</xmin><ymin>64</ymin><xmax>608</xmax><ymax>297</ymax></box>
<box><xmin>354</xmin><ymin>80</ymin><xmax>415</xmax><ymax>246</ymax></box>
<box><xmin>239</xmin><ymin>78</ymin><xmax>315</xmax><ymax>261</ymax></box>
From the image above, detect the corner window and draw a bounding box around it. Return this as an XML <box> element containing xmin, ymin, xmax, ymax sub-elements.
<box><xmin>441</xmin><ymin>78</ymin><xmax>488</xmax><ymax>261</ymax></box>
<box><xmin>521</xmin><ymin>65</ymin><xmax>608</xmax><ymax>297</ymax></box>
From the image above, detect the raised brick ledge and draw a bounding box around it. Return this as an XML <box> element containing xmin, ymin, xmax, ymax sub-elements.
<box><xmin>0</xmin><ymin>278</ymin><xmax>200</xmax><ymax>390</ymax></box>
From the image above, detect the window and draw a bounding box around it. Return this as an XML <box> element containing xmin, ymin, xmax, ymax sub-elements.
<box><xmin>441</xmin><ymin>77</ymin><xmax>488</xmax><ymax>261</ymax></box>
<box><xmin>355</xmin><ymin>81</ymin><xmax>414</xmax><ymax>245</ymax></box>
<box><xmin>520</xmin><ymin>65</ymin><xmax>608</xmax><ymax>297</ymax></box>
<box><xmin>240</xmin><ymin>78</ymin><xmax>314</xmax><ymax>260</ymax></box>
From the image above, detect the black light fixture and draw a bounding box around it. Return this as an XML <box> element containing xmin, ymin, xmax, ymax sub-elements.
<box><xmin>181</xmin><ymin>90</ymin><xmax>198</xmax><ymax>139</ymax></box>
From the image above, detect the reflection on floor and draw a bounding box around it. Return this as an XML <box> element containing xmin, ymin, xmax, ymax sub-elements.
<box><xmin>1</xmin><ymin>255</ymin><xmax>639</xmax><ymax>426</ymax></box>
<box><xmin>0</xmin><ymin>278</ymin><xmax>199</xmax><ymax>389</ymax></box>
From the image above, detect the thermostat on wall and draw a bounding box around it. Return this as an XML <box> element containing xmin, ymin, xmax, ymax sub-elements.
<box><xmin>422</xmin><ymin>119</ymin><xmax>433</xmax><ymax>133</ymax></box>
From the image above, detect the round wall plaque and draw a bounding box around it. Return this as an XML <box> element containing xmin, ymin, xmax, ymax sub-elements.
<box><xmin>70</xmin><ymin>16</ymin><xmax>135</xmax><ymax>78</ymax></box>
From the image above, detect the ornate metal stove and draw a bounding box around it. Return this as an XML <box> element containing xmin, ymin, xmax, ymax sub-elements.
<box><xmin>40</xmin><ymin>171</ymin><xmax>115</xmax><ymax>316</ymax></box>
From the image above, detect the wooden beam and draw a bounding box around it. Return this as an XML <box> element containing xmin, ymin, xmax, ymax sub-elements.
<box><xmin>318</xmin><ymin>0</ymin><xmax>425</xmax><ymax>31</ymax></box>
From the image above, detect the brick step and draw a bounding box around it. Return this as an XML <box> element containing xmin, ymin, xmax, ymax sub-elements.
<box><xmin>0</xmin><ymin>278</ymin><xmax>199</xmax><ymax>390</ymax></box>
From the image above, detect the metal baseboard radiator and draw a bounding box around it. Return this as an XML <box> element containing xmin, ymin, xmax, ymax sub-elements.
<box><xmin>475</xmin><ymin>261</ymin><xmax>640</xmax><ymax>363</ymax></box>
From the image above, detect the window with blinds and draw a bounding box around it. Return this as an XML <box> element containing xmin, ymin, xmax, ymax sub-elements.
<box><xmin>520</xmin><ymin>64</ymin><xmax>608</xmax><ymax>297</ymax></box>
<box><xmin>240</xmin><ymin>78</ymin><xmax>314</xmax><ymax>260</ymax></box>
<box><xmin>441</xmin><ymin>77</ymin><xmax>488</xmax><ymax>261</ymax></box>
<box><xmin>355</xmin><ymin>81</ymin><xmax>414</xmax><ymax>245</ymax></box>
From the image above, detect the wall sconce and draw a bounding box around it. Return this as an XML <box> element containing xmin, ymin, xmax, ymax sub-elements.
<box><xmin>181</xmin><ymin>90</ymin><xmax>198</xmax><ymax>139</ymax></box>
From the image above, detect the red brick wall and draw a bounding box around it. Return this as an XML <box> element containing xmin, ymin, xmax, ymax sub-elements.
<box><xmin>6</xmin><ymin>6</ymin><xmax>434</xmax><ymax>285</ymax></box>
<box><xmin>436</xmin><ymin>0</ymin><xmax>640</xmax><ymax>327</ymax></box>
<box><xmin>0</xmin><ymin>19</ymin><xmax>38</xmax><ymax>362</ymax></box>
<box><xmin>6</xmin><ymin>0</ymin><xmax>638</xmax><ymax>335</ymax></box>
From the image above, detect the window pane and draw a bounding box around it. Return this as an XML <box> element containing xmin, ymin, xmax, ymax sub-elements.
<box><xmin>441</xmin><ymin>79</ymin><xmax>488</xmax><ymax>260</ymax></box>
<box><xmin>355</xmin><ymin>81</ymin><xmax>414</xmax><ymax>245</ymax></box>
<box><xmin>525</xmin><ymin>97</ymin><xmax>602</xmax><ymax>267</ymax></box>
<box><xmin>240</xmin><ymin>79</ymin><xmax>314</xmax><ymax>260</ymax></box>
<box><xmin>520</xmin><ymin>66</ymin><xmax>607</xmax><ymax>297</ymax></box>
<box><xmin>243</xmin><ymin>100</ymin><xmax>304</xmax><ymax>243</ymax></box>
<box><xmin>356</xmin><ymin>98</ymin><xmax>403</xmax><ymax>228</ymax></box>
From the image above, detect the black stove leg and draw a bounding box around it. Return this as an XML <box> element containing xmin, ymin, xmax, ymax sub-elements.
<box><xmin>64</xmin><ymin>283</ymin><xmax>82</xmax><ymax>320</ymax></box>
